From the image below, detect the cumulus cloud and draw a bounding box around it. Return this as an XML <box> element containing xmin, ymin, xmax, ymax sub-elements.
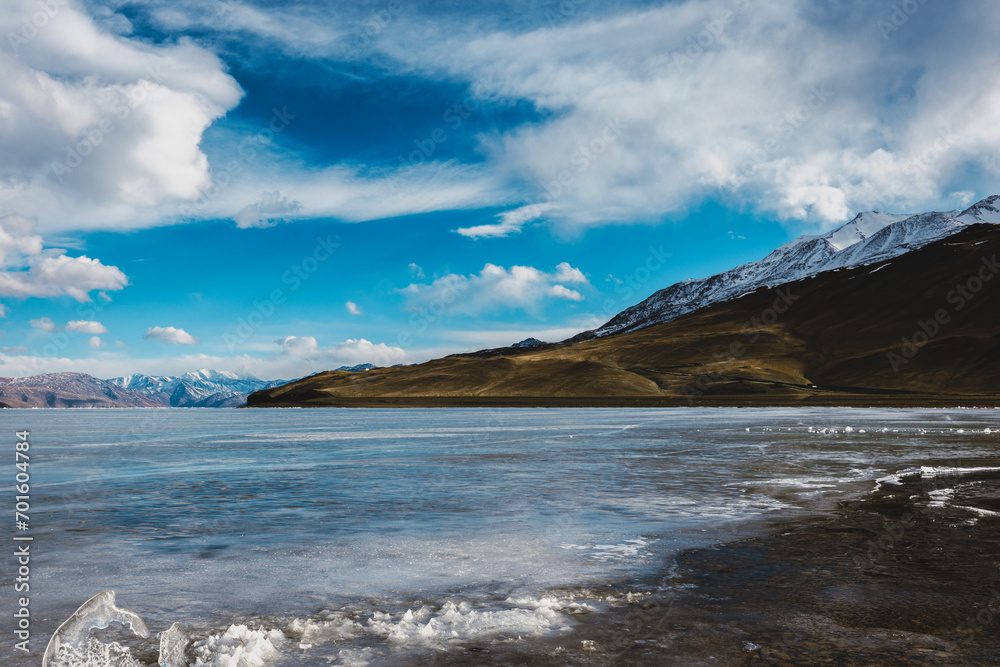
<box><xmin>0</xmin><ymin>212</ymin><xmax>127</xmax><ymax>302</ymax></box>
<box><xmin>29</xmin><ymin>317</ymin><xmax>55</xmax><ymax>332</ymax></box>
<box><xmin>278</xmin><ymin>335</ymin><xmax>320</xmax><ymax>355</ymax></box>
<box><xmin>0</xmin><ymin>0</ymin><xmax>243</xmax><ymax>232</ymax></box>
<box><xmin>408</xmin><ymin>263</ymin><xmax>425</xmax><ymax>279</ymax></box>
<box><xmin>66</xmin><ymin>320</ymin><xmax>108</xmax><ymax>334</ymax></box>
<box><xmin>86</xmin><ymin>336</ymin><xmax>102</xmax><ymax>350</ymax></box>
<box><xmin>234</xmin><ymin>191</ymin><xmax>303</xmax><ymax>229</ymax></box>
<box><xmin>345</xmin><ymin>301</ymin><xmax>363</xmax><ymax>316</ymax></box>
<box><xmin>277</xmin><ymin>335</ymin><xmax>405</xmax><ymax>367</ymax></box>
<box><xmin>332</xmin><ymin>338</ymin><xmax>408</xmax><ymax>367</ymax></box>
<box><xmin>144</xmin><ymin>326</ymin><xmax>199</xmax><ymax>345</ymax></box>
<box><xmin>401</xmin><ymin>261</ymin><xmax>589</xmax><ymax>316</ymax></box>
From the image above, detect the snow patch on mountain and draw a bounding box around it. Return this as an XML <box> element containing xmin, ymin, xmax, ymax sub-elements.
<box><xmin>109</xmin><ymin>369</ymin><xmax>288</xmax><ymax>408</ymax></box>
<box><xmin>595</xmin><ymin>196</ymin><xmax>1000</xmax><ymax>337</ymax></box>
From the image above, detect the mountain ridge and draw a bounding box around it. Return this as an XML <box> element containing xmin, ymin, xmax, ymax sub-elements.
<box><xmin>0</xmin><ymin>373</ymin><xmax>162</xmax><ymax>408</ymax></box>
<box><xmin>591</xmin><ymin>195</ymin><xmax>1000</xmax><ymax>337</ymax></box>
<box><xmin>247</xmin><ymin>223</ymin><xmax>1000</xmax><ymax>408</ymax></box>
<box><xmin>108</xmin><ymin>369</ymin><xmax>288</xmax><ymax>408</ymax></box>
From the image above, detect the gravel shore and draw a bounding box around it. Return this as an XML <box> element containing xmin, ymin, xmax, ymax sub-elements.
<box><xmin>431</xmin><ymin>468</ymin><xmax>1000</xmax><ymax>666</ymax></box>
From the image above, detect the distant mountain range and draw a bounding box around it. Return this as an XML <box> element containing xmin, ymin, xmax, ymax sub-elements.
<box><xmin>0</xmin><ymin>373</ymin><xmax>161</xmax><ymax>408</ymax></box>
<box><xmin>108</xmin><ymin>369</ymin><xmax>290</xmax><ymax>408</ymax></box>
<box><xmin>7</xmin><ymin>196</ymin><xmax>1000</xmax><ymax>409</ymax></box>
<box><xmin>249</xmin><ymin>196</ymin><xmax>1000</xmax><ymax>408</ymax></box>
<box><xmin>0</xmin><ymin>365</ymin><xmax>382</xmax><ymax>408</ymax></box>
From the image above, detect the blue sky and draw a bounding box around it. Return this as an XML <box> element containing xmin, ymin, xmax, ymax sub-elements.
<box><xmin>1</xmin><ymin>0</ymin><xmax>998</xmax><ymax>379</ymax></box>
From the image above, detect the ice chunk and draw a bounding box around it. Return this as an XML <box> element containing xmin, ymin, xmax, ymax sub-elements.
<box><xmin>288</xmin><ymin>613</ymin><xmax>363</xmax><ymax>649</ymax></box>
<box><xmin>159</xmin><ymin>622</ymin><xmax>190</xmax><ymax>667</ymax></box>
<box><xmin>191</xmin><ymin>624</ymin><xmax>287</xmax><ymax>666</ymax></box>
<box><xmin>365</xmin><ymin>596</ymin><xmax>577</xmax><ymax>648</ymax></box>
<box><xmin>43</xmin><ymin>590</ymin><xmax>149</xmax><ymax>667</ymax></box>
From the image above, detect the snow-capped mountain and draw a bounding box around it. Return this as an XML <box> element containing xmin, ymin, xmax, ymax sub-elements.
<box><xmin>595</xmin><ymin>195</ymin><xmax>1000</xmax><ymax>336</ymax></box>
<box><xmin>0</xmin><ymin>373</ymin><xmax>161</xmax><ymax>408</ymax></box>
<box><xmin>109</xmin><ymin>369</ymin><xmax>288</xmax><ymax>408</ymax></box>
<box><xmin>335</xmin><ymin>363</ymin><xmax>376</xmax><ymax>372</ymax></box>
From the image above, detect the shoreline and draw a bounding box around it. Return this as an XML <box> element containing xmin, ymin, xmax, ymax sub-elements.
<box><xmin>426</xmin><ymin>468</ymin><xmax>1000</xmax><ymax>665</ymax></box>
<box><xmin>241</xmin><ymin>395</ymin><xmax>1000</xmax><ymax>409</ymax></box>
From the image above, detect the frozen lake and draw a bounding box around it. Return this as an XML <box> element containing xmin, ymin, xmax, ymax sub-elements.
<box><xmin>7</xmin><ymin>407</ymin><xmax>1000</xmax><ymax>666</ymax></box>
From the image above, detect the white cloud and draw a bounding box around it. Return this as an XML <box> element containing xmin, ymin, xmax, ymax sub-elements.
<box><xmin>401</xmin><ymin>262</ymin><xmax>589</xmax><ymax>316</ymax></box>
<box><xmin>0</xmin><ymin>333</ymin><xmax>414</xmax><ymax>380</ymax></box>
<box><xmin>278</xmin><ymin>335</ymin><xmax>320</xmax><ymax>355</ymax></box>
<box><xmin>333</xmin><ymin>338</ymin><xmax>408</xmax><ymax>367</ymax></box>
<box><xmin>455</xmin><ymin>203</ymin><xmax>553</xmax><ymax>239</ymax></box>
<box><xmin>144</xmin><ymin>326</ymin><xmax>199</xmax><ymax>345</ymax></box>
<box><xmin>29</xmin><ymin>317</ymin><xmax>55</xmax><ymax>332</ymax></box>
<box><xmin>86</xmin><ymin>336</ymin><xmax>102</xmax><ymax>350</ymax></box>
<box><xmin>345</xmin><ymin>301</ymin><xmax>363</xmax><ymax>316</ymax></box>
<box><xmin>277</xmin><ymin>335</ymin><xmax>406</xmax><ymax>367</ymax></box>
<box><xmin>234</xmin><ymin>190</ymin><xmax>302</xmax><ymax>229</ymax></box>
<box><xmin>0</xmin><ymin>212</ymin><xmax>127</xmax><ymax>302</ymax></box>
<box><xmin>408</xmin><ymin>263</ymin><xmax>425</xmax><ymax>279</ymax></box>
<box><xmin>66</xmin><ymin>320</ymin><xmax>108</xmax><ymax>334</ymax></box>
<box><xmin>547</xmin><ymin>284</ymin><xmax>584</xmax><ymax>301</ymax></box>
<box><xmin>0</xmin><ymin>304</ymin><xmax>6</xmax><ymax>317</ymax></box>
<box><xmin>7</xmin><ymin>0</ymin><xmax>999</xmax><ymax>239</ymax></box>
<box><xmin>0</xmin><ymin>0</ymin><xmax>243</xmax><ymax>232</ymax></box>
<box><xmin>371</xmin><ymin>0</ymin><xmax>1000</xmax><ymax>227</ymax></box>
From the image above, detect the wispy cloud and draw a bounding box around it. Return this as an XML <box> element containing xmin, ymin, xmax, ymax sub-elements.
<box><xmin>456</xmin><ymin>203</ymin><xmax>553</xmax><ymax>239</ymax></box>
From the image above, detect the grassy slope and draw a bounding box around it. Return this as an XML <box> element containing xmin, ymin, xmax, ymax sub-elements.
<box><xmin>248</xmin><ymin>225</ymin><xmax>1000</xmax><ymax>407</ymax></box>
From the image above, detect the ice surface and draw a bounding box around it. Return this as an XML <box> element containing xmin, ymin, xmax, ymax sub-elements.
<box><xmin>43</xmin><ymin>591</ymin><xmax>149</xmax><ymax>667</ymax></box>
<box><xmin>27</xmin><ymin>407</ymin><xmax>1000</xmax><ymax>666</ymax></box>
